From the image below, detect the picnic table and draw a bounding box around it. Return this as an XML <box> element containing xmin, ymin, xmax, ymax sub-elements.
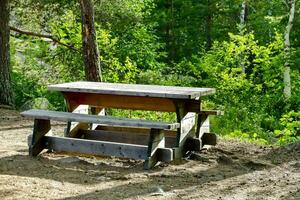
<box><xmin>22</xmin><ymin>81</ymin><xmax>222</xmax><ymax>169</ymax></box>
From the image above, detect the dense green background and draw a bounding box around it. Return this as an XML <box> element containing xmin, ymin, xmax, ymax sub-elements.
<box><xmin>9</xmin><ymin>0</ymin><xmax>300</xmax><ymax>144</ymax></box>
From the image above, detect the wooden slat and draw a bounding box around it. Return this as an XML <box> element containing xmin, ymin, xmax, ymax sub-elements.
<box><xmin>63</xmin><ymin>92</ymin><xmax>201</xmax><ymax>113</ymax></box>
<box><xmin>21</xmin><ymin>109</ymin><xmax>179</xmax><ymax>130</ymax></box>
<box><xmin>36</xmin><ymin>135</ymin><xmax>173</xmax><ymax>162</ymax></box>
<box><xmin>49</xmin><ymin>81</ymin><xmax>216</xmax><ymax>99</ymax></box>
<box><xmin>46</xmin><ymin>136</ymin><xmax>147</xmax><ymax>160</ymax></box>
<box><xmin>79</xmin><ymin>130</ymin><xmax>176</xmax><ymax>148</ymax></box>
<box><xmin>80</xmin><ymin>129</ymin><xmax>177</xmax><ymax>148</ymax></box>
<box><xmin>94</xmin><ymin>125</ymin><xmax>177</xmax><ymax>137</ymax></box>
<box><xmin>200</xmin><ymin>110</ymin><xmax>224</xmax><ymax>116</ymax></box>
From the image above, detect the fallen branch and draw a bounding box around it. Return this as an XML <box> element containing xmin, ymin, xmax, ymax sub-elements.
<box><xmin>10</xmin><ymin>26</ymin><xmax>80</xmax><ymax>52</ymax></box>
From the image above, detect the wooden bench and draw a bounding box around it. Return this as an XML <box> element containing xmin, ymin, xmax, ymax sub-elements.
<box><xmin>21</xmin><ymin>109</ymin><xmax>180</xmax><ymax>169</ymax></box>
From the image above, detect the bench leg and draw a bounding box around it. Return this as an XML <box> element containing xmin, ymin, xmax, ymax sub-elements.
<box><xmin>144</xmin><ymin>129</ymin><xmax>165</xmax><ymax>169</ymax></box>
<box><xmin>29</xmin><ymin>119</ymin><xmax>51</xmax><ymax>156</ymax></box>
<box><xmin>195</xmin><ymin>113</ymin><xmax>217</xmax><ymax>146</ymax></box>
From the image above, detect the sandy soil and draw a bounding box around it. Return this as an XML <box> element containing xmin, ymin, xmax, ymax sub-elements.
<box><xmin>0</xmin><ymin>108</ymin><xmax>299</xmax><ymax>200</ymax></box>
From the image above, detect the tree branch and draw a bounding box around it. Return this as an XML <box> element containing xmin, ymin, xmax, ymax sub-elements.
<box><xmin>10</xmin><ymin>26</ymin><xmax>80</xmax><ymax>52</ymax></box>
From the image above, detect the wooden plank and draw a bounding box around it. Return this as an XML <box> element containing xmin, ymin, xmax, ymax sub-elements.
<box><xmin>144</xmin><ymin>129</ymin><xmax>168</xmax><ymax>169</ymax></box>
<box><xmin>94</xmin><ymin>125</ymin><xmax>177</xmax><ymax>137</ymax></box>
<box><xmin>202</xmin><ymin>132</ymin><xmax>217</xmax><ymax>145</ymax></box>
<box><xmin>63</xmin><ymin>92</ymin><xmax>202</xmax><ymax>113</ymax></box>
<box><xmin>45</xmin><ymin>136</ymin><xmax>148</xmax><ymax>160</ymax></box>
<box><xmin>196</xmin><ymin>114</ymin><xmax>210</xmax><ymax>139</ymax></box>
<box><xmin>184</xmin><ymin>137</ymin><xmax>202</xmax><ymax>151</ymax></box>
<box><xmin>48</xmin><ymin>81</ymin><xmax>216</xmax><ymax>99</ymax></box>
<box><xmin>21</xmin><ymin>109</ymin><xmax>180</xmax><ymax>130</ymax></box>
<box><xmin>178</xmin><ymin>112</ymin><xmax>196</xmax><ymax>144</ymax></box>
<box><xmin>200</xmin><ymin>110</ymin><xmax>224</xmax><ymax>116</ymax></box>
<box><xmin>31</xmin><ymin>135</ymin><xmax>173</xmax><ymax>162</ymax></box>
<box><xmin>29</xmin><ymin>119</ymin><xmax>51</xmax><ymax>156</ymax></box>
<box><xmin>80</xmin><ymin>129</ymin><xmax>177</xmax><ymax>148</ymax></box>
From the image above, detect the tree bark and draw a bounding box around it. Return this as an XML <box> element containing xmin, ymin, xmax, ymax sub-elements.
<box><xmin>0</xmin><ymin>0</ymin><xmax>13</xmax><ymax>106</ymax></box>
<box><xmin>239</xmin><ymin>0</ymin><xmax>247</xmax><ymax>31</ymax></box>
<box><xmin>283</xmin><ymin>0</ymin><xmax>295</xmax><ymax>98</ymax></box>
<box><xmin>239</xmin><ymin>0</ymin><xmax>248</xmax><ymax>74</ymax></box>
<box><xmin>79</xmin><ymin>0</ymin><xmax>102</xmax><ymax>82</ymax></box>
<box><xmin>205</xmin><ymin>0</ymin><xmax>213</xmax><ymax>51</ymax></box>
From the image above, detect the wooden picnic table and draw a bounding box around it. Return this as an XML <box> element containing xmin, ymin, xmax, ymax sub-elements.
<box><xmin>22</xmin><ymin>81</ymin><xmax>221</xmax><ymax>169</ymax></box>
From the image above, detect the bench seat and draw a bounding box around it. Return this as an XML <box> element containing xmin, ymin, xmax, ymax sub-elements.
<box><xmin>21</xmin><ymin>109</ymin><xmax>180</xmax><ymax>130</ymax></box>
<box><xmin>21</xmin><ymin>109</ymin><xmax>178</xmax><ymax>169</ymax></box>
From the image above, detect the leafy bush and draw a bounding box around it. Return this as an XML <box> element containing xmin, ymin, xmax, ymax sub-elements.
<box><xmin>275</xmin><ymin>111</ymin><xmax>300</xmax><ymax>145</ymax></box>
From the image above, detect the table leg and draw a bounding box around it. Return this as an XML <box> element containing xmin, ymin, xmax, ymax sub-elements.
<box><xmin>173</xmin><ymin>102</ymin><xmax>197</xmax><ymax>159</ymax></box>
<box><xmin>144</xmin><ymin>129</ymin><xmax>166</xmax><ymax>169</ymax></box>
<box><xmin>196</xmin><ymin>113</ymin><xmax>217</xmax><ymax>146</ymax></box>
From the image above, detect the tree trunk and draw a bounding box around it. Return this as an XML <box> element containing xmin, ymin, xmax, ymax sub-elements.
<box><xmin>239</xmin><ymin>0</ymin><xmax>248</xmax><ymax>74</ymax></box>
<box><xmin>239</xmin><ymin>0</ymin><xmax>247</xmax><ymax>32</ymax></box>
<box><xmin>268</xmin><ymin>0</ymin><xmax>273</xmax><ymax>41</ymax></box>
<box><xmin>0</xmin><ymin>0</ymin><xmax>13</xmax><ymax>106</ymax></box>
<box><xmin>205</xmin><ymin>0</ymin><xmax>213</xmax><ymax>51</ymax></box>
<box><xmin>283</xmin><ymin>0</ymin><xmax>295</xmax><ymax>98</ymax></box>
<box><xmin>79</xmin><ymin>0</ymin><xmax>102</xmax><ymax>82</ymax></box>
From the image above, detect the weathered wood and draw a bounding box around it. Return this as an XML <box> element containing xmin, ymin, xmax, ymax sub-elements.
<box><xmin>29</xmin><ymin>119</ymin><xmax>51</xmax><ymax>156</ymax></box>
<box><xmin>144</xmin><ymin>129</ymin><xmax>168</xmax><ymax>169</ymax></box>
<box><xmin>175</xmin><ymin>102</ymin><xmax>196</xmax><ymax>147</ymax></box>
<box><xmin>200</xmin><ymin>110</ymin><xmax>224</xmax><ymax>116</ymax></box>
<box><xmin>95</xmin><ymin>125</ymin><xmax>177</xmax><ymax>137</ymax></box>
<box><xmin>49</xmin><ymin>81</ymin><xmax>216</xmax><ymax>99</ymax></box>
<box><xmin>63</xmin><ymin>92</ymin><xmax>202</xmax><ymax>113</ymax></box>
<box><xmin>65</xmin><ymin>104</ymin><xmax>89</xmax><ymax>137</ymax></box>
<box><xmin>184</xmin><ymin>137</ymin><xmax>202</xmax><ymax>151</ymax></box>
<box><xmin>27</xmin><ymin>135</ymin><xmax>173</xmax><ymax>162</ymax></box>
<box><xmin>172</xmin><ymin>101</ymin><xmax>198</xmax><ymax>159</ymax></box>
<box><xmin>202</xmin><ymin>132</ymin><xmax>217</xmax><ymax>146</ymax></box>
<box><xmin>21</xmin><ymin>109</ymin><xmax>180</xmax><ymax>130</ymax></box>
<box><xmin>80</xmin><ymin>129</ymin><xmax>177</xmax><ymax>148</ymax></box>
<box><xmin>196</xmin><ymin>113</ymin><xmax>210</xmax><ymax>139</ymax></box>
<box><xmin>46</xmin><ymin>136</ymin><xmax>148</xmax><ymax>160</ymax></box>
<box><xmin>67</xmin><ymin>122</ymin><xmax>89</xmax><ymax>138</ymax></box>
<box><xmin>178</xmin><ymin>112</ymin><xmax>196</xmax><ymax>144</ymax></box>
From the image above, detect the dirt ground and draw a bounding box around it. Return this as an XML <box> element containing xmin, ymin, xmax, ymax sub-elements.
<box><xmin>0</xmin><ymin>108</ymin><xmax>299</xmax><ymax>200</ymax></box>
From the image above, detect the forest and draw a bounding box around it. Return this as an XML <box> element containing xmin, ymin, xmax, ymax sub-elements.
<box><xmin>0</xmin><ymin>0</ymin><xmax>299</xmax><ymax>145</ymax></box>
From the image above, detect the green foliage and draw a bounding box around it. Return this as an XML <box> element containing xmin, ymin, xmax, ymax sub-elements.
<box><xmin>185</xmin><ymin>32</ymin><xmax>294</xmax><ymax>143</ymax></box>
<box><xmin>8</xmin><ymin>0</ymin><xmax>300</xmax><ymax>145</ymax></box>
<box><xmin>275</xmin><ymin>111</ymin><xmax>300</xmax><ymax>145</ymax></box>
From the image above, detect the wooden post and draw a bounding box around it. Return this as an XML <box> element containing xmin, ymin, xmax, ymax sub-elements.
<box><xmin>29</xmin><ymin>119</ymin><xmax>51</xmax><ymax>156</ymax></box>
<box><xmin>65</xmin><ymin>104</ymin><xmax>89</xmax><ymax>138</ymax></box>
<box><xmin>173</xmin><ymin>101</ymin><xmax>197</xmax><ymax>159</ymax></box>
<box><xmin>195</xmin><ymin>113</ymin><xmax>210</xmax><ymax>139</ymax></box>
<box><xmin>144</xmin><ymin>129</ymin><xmax>165</xmax><ymax>169</ymax></box>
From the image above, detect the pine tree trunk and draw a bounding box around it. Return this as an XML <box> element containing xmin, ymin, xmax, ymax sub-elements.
<box><xmin>79</xmin><ymin>0</ymin><xmax>102</xmax><ymax>82</ymax></box>
<box><xmin>0</xmin><ymin>0</ymin><xmax>13</xmax><ymax>106</ymax></box>
<box><xmin>205</xmin><ymin>0</ymin><xmax>213</xmax><ymax>51</ymax></box>
<box><xmin>283</xmin><ymin>0</ymin><xmax>295</xmax><ymax>98</ymax></box>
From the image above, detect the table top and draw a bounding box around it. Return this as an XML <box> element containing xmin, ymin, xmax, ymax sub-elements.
<box><xmin>48</xmin><ymin>81</ymin><xmax>215</xmax><ymax>99</ymax></box>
